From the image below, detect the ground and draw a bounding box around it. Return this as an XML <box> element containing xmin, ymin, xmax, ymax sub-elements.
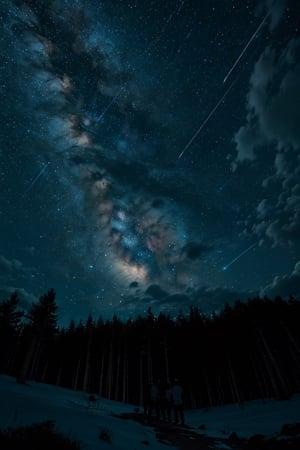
<box><xmin>112</xmin><ymin>412</ymin><xmax>300</xmax><ymax>450</ymax></box>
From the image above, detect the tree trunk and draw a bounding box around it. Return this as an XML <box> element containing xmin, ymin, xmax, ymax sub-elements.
<box><xmin>6</xmin><ymin>344</ymin><xmax>16</xmax><ymax>375</ymax></box>
<box><xmin>139</xmin><ymin>350</ymin><xmax>143</xmax><ymax>407</ymax></box>
<box><xmin>204</xmin><ymin>370</ymin><xmax>213</xmax><ymax>407</ymax></box>
<box><xmin>106</xmin><ymin>340</ymin><xmax>113</xmax><ymax>399</ymax></box>
<box><xmin>228</xmin><ymin>359</ymin><xmax>242</xmax><ymax>405</ymax></box>
<box><xmin>41</xmin><ymin>360</ymin><xmax>48</xmax><ymax>383</ymax></box>
<box><xmin>250</xmin><ymin>353</ymin><xmax>266</xmax><ymax>400</ymax></box>
<box><xmin>16</xmin><ymin>337</ymin><xmax>37</xmax><ymax>384</ymax></box>
<box><xmin>114</xmin><ymin>345</ymin><xmax>121</xmax><ymax>401</ymax></box>
<box><xmin>72</xmin><ymin>349</ymin><xmax>82</xmax><ymax>391</ymax></box>
<box><xmin>147</xmin><ymin>338</ymin><xmax>152</xmax><ymax>383</ymax></box>
<box><xmin>83</xmin><ymin>337</ymin><xmax>92</xmax><ymax>392</ymax></box>
<box><xmin>163</xmin><ymin>342</ymin><xmax>170</xmax><ymax>383</ymax></box>
<box><xmin>98</xmin><ymin>349</ymin><xmax>105</xmax><ymax>396</ymax></box>
<box><xmin>255</xmin><ymin>324</ymin><xmax>289</xmax><ymax>398</ymax></box>
<box><xmin>56</xmin><ymin>366</ymin><xmax>62</xmax><ymax>386</ymax></box>
<box><xmin>122</xmin><ymin>341</ymin><xmax>128</xmax><ymax>403</ymax></box>
<box><xmin>29</xmin><ymin>341</ymin><xmax>41</xmax><ymax>380</ymax></box>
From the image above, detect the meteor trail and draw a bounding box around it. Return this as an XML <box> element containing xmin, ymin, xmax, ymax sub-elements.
<box><xmin>80</xmin><ymin>86</ymin><xmax>126</xmax><ymax>136</ymax></box>
<box><xmin>166</xmin><ymin>0</ymin><xmax>185</xmax><ymax>23</ymax></box>
<box><xmin>146</xmin><ymin>0</ymin><xmax>186</xmax><ymax>53</ymax></box>
<box><xmin>23</xmin><ymin>162</ymin><xmax>50</xmax><ymax>195</ymax></box>
<box><xmin>178</xmin><ymin>79</ymin><xmax>236</xmax><ymax>159</ymax></box>
<box><xmin>96</xmin><ymin>86</ymin><xmax>125</xmax><ymax>123</ymax></box>
<box><xmin>222</xmin><ymin>242</ymin><xmax>257</xmax><ymax>271</ymax></box>
<box><xmin>223</xmin><ymin>13</ymin><xmax>269</xmax><ymax>84</ymax></box>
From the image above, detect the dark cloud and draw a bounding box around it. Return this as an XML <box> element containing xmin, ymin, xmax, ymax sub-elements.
<box><xmin>117</xmin><ymin>291</ymin><xmax>191</xmax><ymax>318</ymax></box>
<box><xmin>233</xmin><ymin>38</ymin><xmax>300</xmax><ymax>247</ymax></box>
<box><xmin>256</xmin><ymin>0</ymin><xmax>287</xmax><ymax>31</ymax></box>
<box><xmin>188</xmin><ymin>286</ymin><xmax>253</xmax><ymax>314</ymax></box>
<box><xmin>145</xmin><ymin>284</ymin><xmax>168</xmax><ymax>300</ymax></box>
<box><xmin>261</xmin><ymin>260</ymin><xmax>300</xmax><ymax>298</ymax></box>
<box><xmin>181</xmin><ymin>242</ymin><xmax>212</xmax><ymax>261</ymax></box>
<box><xmin>24</xmin><ymin>246</ymin><xmax>37</xmax><ymax>256</ymax></box>
<box><xmin>159</xmin><ymin>293</ymin><xmax>191</xmax><ymax>307</ymax></box>
<box><xmin>117</xmin><ymin>284</ymin><xmax>253</xmax><ymax>319</ymax></box>
<box><xmin>0</xmin><ymin>286</ymin><xmax>37</xmax><ymax>309</ymax></box>
<box><xmin>0</xmin><ymin>255</ymin><xmax>34</xmax><ymax>280</ymax></box>
<box><xmin>233</xmin><ymin>39</ymin><xmax>300</xmax><ymax>165</ymax></box>
<box><xmin>151</xmin><ymin>199</ymin><xmax>164</xmax><ymax>209</ymax></box>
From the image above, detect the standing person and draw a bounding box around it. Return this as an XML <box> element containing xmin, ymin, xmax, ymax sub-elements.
<box><xmin>149</xmin><ymin>381</ymin><xmax>160</xmax><ymax>419</ymax></box>
<box><xmin>158</xmin><ymin>380</ymin><xmax>168</xmax><ymax>421</ymax></box>
<box><xmin>171</xmin><ymin>378</ymin><xmax>184</xmax><ymax>425</ymax></box>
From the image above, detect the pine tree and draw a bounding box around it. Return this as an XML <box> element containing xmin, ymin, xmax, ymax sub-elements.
<box><xmin>16</xmin><ymin>289</ymin><xmax>58</xmax><ymax>384</ymax></box>
<box><xmin>0</xmin><ymin>291</ymin><xmax>24</xmax><ymax>337</ymax></box>
<box><xmin>29</xmin><ymin>288</ymin><xmax>58</xmax><ymax>337</ymax></box>
<box><xmin>82</xmin><ymin>313</ymin><xmax>94</xmax><ymax>393</ymax></box>
<box><xmin>0</xmin><ymin>291</ymin><xmax>24</xmax><ymax>372</ymax></box>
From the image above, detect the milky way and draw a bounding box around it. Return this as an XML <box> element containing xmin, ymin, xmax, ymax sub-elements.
<box><xmin>1</xmin><ymin>0</ymin><xmax>299</xmax><ymax>323</ymax></box>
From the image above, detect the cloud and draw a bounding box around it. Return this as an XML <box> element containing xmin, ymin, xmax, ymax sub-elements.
<box><xmin>232</xmin><ymin>125</ymin><xmax>264</xmax><ymax>166</ymax></box>
<box><xmin>233</xmin><ymin>41</ymin><xmax>300</xmax><ymax>167</ymax></box>
<box><xmin>118</xmin><ymin>284</ymin><xmax>253</xmax><ymax>318</ymax></box>
<box><xmin>0</xmin><ymin>255</ymin><xmax>34</xmax><ymax>280</ymax></box>
<box><xmin>0</xmin><ymin>286</ymin><xmax>37</xmax><ymax>309</ymax></box>
<box><xmin>256</xmin><ymin>0</ymin><xmax>287</xmax><ymax>30</ymax></box>
<box><xmin>0</xmin><ymin>256</ymin><xmax>38</xmax><ymax>311</ymax></box>
<box><xmin>181</xmin><ymin>242</ymin><xmax>212</xmax><ymax>261</ymax></box>
<box><xmin>261</xmin><ymin>260</ymin><xmax>300</xmax><ymax>298</ymax></box>
<box><xmin>189</xmin><ymin>286</ymin><xmax>253</xmax><ymax>314</ymax></box>
<box><xmin>145</xmin><ymin>284</ymin><xmax>168</xmax><ymax>300</ymax></box>
<box><xmin>232</xmin><ymin>37</ymin><xmax>300</xmax><ymax>247</ymax></box>
<box><xmin>24</xmin><ymin>246</ymin><xmax>37</xmax><ymax>256</ymax></box>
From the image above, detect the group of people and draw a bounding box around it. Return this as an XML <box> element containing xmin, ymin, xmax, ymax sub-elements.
<box><xmin>143</xmin><ymin>378</ymin><xmax>184</xmax><ymax>425</ymax></box>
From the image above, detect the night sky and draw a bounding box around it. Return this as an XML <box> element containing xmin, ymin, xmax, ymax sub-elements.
<box><xmin>1</xmin><ymin>0</ymin><xmax>299</xmax><ymax>325</ymax></box>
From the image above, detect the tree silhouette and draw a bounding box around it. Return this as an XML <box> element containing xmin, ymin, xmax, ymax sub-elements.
<box><xmin>0</xmin><ymin>291</ymin><xmax>24</xmax><ymax>373</ymax></box>
<box><xmin>0</xmin><ymin>288</ymin><xmax>298</xmax><ymax>408</ymax></box>
<box><xmin>16</xmin><ymin>289</ymin><xmax>58</xmax><ymax>384</ymax></box>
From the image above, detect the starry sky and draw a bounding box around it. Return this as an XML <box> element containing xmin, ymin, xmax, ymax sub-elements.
<box><xmin>0</xmin><ymin>0</ymin><xmax>299</xmax><ymax>325</ymax></box>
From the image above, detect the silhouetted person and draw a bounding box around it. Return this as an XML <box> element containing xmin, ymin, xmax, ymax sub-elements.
<box><xmin>171</xmin><ymin>378</ymin><xmax>184</xmax><ymax>425</ymax></box>
<box><xmin>160</xmin><ymin>381</ymin><xmax>172</xmax><ymax>421</ymax></box>
<box><xmin>149</xmin><ymin>380</ymin><xmax>160</xmax><ymax>419</ymax></box>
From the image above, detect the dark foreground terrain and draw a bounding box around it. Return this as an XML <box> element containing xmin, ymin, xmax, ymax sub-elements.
<box><xmin>113</xmin><ymin>412</ymin><xmax>300</xmax><ymax>450</ymax></box>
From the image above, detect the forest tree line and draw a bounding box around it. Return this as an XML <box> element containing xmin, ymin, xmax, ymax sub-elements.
<box><xmin>1</xmin><ymin>288</ymin><xmax>300</xmax><ymax>408</ymax></box>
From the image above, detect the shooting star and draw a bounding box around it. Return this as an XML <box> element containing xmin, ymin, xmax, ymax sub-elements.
<box><xmin>223</xmin><ymin>13</ymin><xmax>269</xmax><ymax>84</ymax></box>
<box><xmin>23</xmin><ymin>162</ymin><xmax>50</xmax><ymax>195</ymax></box>
<box><xmin>95</xmin><ymin>86</ymin><xmax>126</xmax><ymax>123</ymax></box>
<box><xmin>165</xmin><ymin>0</ymin><xmax>186</xmax><ymax>24</ymax></box>
<box><xmin>80</xmin><ymin>86</ymin><xmax>125</xmax><ymax>136</ymax></box>
<box><xmin>178</xmin><ymin>79</ymin><xmax>236</xmax><ymax>159</ymax></box>
<box><xmin>146</xmin><ymin>0</ymin><xmax>186</xmax><ymax>53</ymax></box>
<box><xmin>222</xmin><ymin>242</ymin><xmax>257</xmax><ymax>271</ymax></box>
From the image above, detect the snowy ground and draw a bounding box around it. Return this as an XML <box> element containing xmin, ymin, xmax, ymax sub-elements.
<box><xmin>0</xmin><ymin>374</ymin><xmax>299</xmax><ymax>449</ymax></box>
<box><xmin>187</xmin><ymin>395</ymin><xmax>300</xmax><ymax>439</ymax></box>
